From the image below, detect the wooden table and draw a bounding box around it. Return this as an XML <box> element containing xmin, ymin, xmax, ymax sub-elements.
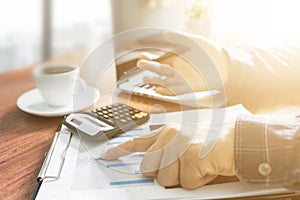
<box><xmin>1</xmin><ymin>55</ymin><xmax>299</xmax><ymax>200</ymax></box>
<box><xmin>0</xmin><ymin>54</ymin><xmax>86</xmax><ymax>200</ymax></box>
<box><xmin>0</xmin><ymin>67</ymin><xmax>62</xmax><ymax>200</ymax></box>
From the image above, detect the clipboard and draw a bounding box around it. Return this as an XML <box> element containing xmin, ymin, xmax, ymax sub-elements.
<box><xmin>32</xmin><ymin>122</ymin><xmax>73</xmax><ymax>200</ymax></box>
<box><xmin>32</xmin><ymin>105</ymin><xmax>299</xmax><ymax>199</ymax></box>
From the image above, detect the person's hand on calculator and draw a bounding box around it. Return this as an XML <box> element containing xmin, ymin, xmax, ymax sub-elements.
<box><xmin>137</xmin><ymin>33</ymin><xmax>229</xmax><ymax>96</ymax></box>
<box><xmin>137</xmin><ymin>53</ymin><xmax>208</xmax><ymax>96</ymax></box>
<box><xmin>101</xmin><ymin>124</ymin><xmax>236</xmax><ymax>189</ymax></box>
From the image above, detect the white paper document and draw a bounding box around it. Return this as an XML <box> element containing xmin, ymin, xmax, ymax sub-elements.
<box><xmin>36</xmin><ymin>105</ymin><xmax>291</xmax><ymax>200</ymax></box>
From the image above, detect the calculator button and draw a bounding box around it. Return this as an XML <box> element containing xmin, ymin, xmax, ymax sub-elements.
<box><xmin>105</xmin><ymin>118</ymin><xmax>115</xmax><ymax>124</ymax></box>
<box><xmin>97</xmin><ymin>112</ymin><xmax>103</xmax><ymax>116</ymax></box>
<box><xmin>102</xmin><ymin>110</ymin><xmax>108</xmax><ymax>114</ymax></box>
<box><xmin>91</xmin><ymin>109</ymin><xmax>97</xmax><ymax>113</ymax></box>
<box><xmin>140</xmin><ymin>112</ymin><xmax>148</xmax><ymax>117</ymax></box>
<box><xmin>114</xmin><ymin>116</ymin><xmax>120</xmax><ymax>120</ymax></box>
<box><xmin>108</xmin><ymin>113</ymin><xmax>113</xmax><ymax>117</ymax></box>
<box><xmin>108</xmin><ymin>109</ymin><xmax>113</xmax><ymax>113</ymax></box>
<box><xmin>134</xmin><ymin>113</ymin><xmax>143</xmax><ymax>119</ymax></box>
<box><xmin>103</xmin><ymin>115</ymin><xmax>109</xmax><ymax>119</ymax></box>
<box><xmin>120</xmin><ymin>119</ymin><xmax>127</xmax><ymax>123</ymax></box>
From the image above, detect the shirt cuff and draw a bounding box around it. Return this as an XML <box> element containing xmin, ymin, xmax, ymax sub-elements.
<box><xmin>235</xmin><ymin>114</ymin><xmax>300</xmax><ymax>188</ymax></box>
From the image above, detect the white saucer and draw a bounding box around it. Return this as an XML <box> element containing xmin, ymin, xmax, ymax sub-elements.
<box><xmin>17</xmin><ymin>86</ymin><xmax>100</xmax><ymax>117</ymax></box>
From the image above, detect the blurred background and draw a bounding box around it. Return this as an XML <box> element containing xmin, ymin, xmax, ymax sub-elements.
<box><xmin>1</xmin><ymin>0</ymin><xmax>300</xmax><ymax>73</ymax></box>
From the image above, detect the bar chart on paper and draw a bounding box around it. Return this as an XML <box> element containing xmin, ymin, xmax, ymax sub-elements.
<box><xmin>71</xmin><ymin>127</ymin><xmax>155</xmax><ymax>190</ymax></box>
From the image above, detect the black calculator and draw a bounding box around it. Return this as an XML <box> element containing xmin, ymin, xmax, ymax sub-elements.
<box><xmin>63</xmin><ymin>103</ymin><xmax>149</xmax><ymax>138</ymax></box>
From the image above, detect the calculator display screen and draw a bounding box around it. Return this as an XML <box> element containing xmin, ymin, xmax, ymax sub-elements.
<box><xmin>71</xmin><ymin>118</ymin><xmax>82</xmax><ymax>126</ymax></box>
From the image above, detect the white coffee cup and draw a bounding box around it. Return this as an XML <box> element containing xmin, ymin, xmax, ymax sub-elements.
<box><xmin>33</xmin><ymin>63</ymin><xmax>86</xmax><ymax>107</ymax></box>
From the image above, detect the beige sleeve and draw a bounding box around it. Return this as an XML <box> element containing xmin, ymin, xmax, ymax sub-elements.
<box><xmin>224</xmin><ymin>44</ymin><xmax>300</xmax><ymax>112</ymax></box>
<box><xmin>235</xmin><ymin>114</ymin><xmax>300</xmax><ymax>191</ymax></box>
<box><xmin>189</xmin><ymin>34</ymin><xmax>300</xmax><ymax>111</ymax></box>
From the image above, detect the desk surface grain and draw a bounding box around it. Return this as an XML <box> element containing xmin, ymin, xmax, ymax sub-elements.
<box><xmin>0</xmin><ymin>67</ymin><xmax>61</xmax><ymax>200</ymax></box>
<box><xmin>0</xmin><ymin>54</ymin><xmax>87</xmax><ymax>200</ymax></box>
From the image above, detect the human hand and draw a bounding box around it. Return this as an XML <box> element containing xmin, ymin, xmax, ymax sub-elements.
<box><xmin>137</xmin><ymin>52</ymin><xmax>209</xmax><ymax>96</ymax></box>
<box><xmin>101</xmin><ymin>124</ymin><xmax>236</xmax><ymax>190</ymax></box>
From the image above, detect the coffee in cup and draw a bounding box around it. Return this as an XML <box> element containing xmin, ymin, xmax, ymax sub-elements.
<box><xmin>33</xmin><ymin>63</ymin><xmax>85</xmax><ymax>107</ymax></box>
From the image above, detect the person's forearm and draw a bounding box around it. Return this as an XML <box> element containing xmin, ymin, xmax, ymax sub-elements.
<box><xmin>186</xmin><ymin>34</ymin><xmax>300</xmax><ymax>111</ymax></box>
<box><xmin>235</xmin><ymin>114</ymin><xmax>300</xmax><ymax>191</ymax></box>
<box><xmin>224</xmin><ymin>44</ymin><xmax>300</xmax><ymax>111</ymax></box>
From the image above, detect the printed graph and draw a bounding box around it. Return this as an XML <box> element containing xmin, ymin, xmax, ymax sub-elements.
<box><xmin>72</xmin><ymin>127</ymin><xmax>155</xmax><ymax>190</ymax></box>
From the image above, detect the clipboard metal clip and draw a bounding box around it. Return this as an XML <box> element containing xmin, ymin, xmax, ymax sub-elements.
<box><xmin>37</xmin><ymin>128</ymin><xmax>73</xmax><ymax>183</ymax></box>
